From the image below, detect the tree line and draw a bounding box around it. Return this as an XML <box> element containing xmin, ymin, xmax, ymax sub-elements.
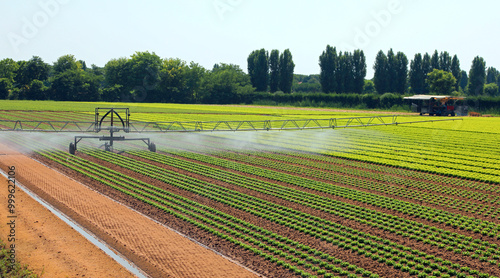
<box><xmin>247</xmin><ymin>49</ymin><xmax>295</xmax><ymax>93</ymax></box>
<box><xmin>247</xmin><ymin>46</ymin><xmax>499</xmax><ymax>98</ymax></box>
<box><xmin>0</xmin><ymin>47</ymin><xmax>498</xmax><ymax>104</ymax></box>
<box><xmin>366</xmin><ymin>49</ymin><xmax>498</xmax><ymax>97</ymax></box>
<box><xmin>0</xmin><ymin>52</ymin><xmax>254</xmax><ymax>104</ymax></box>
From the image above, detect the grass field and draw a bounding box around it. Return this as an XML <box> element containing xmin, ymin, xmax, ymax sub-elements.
<box><xmin>0</xmin><ymin>100</ymin><xmax>499</xmax><ymax>278</ymax></box>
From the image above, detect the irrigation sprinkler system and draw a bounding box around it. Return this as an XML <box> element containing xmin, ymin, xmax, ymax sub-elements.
<box><xmin>69</xmin><ymin>108</ymin><xmax>156</xmax><ymax>155</ymax></box>
<box><xmin>0</xmin><ymin>107</ymin><xmax>463</xmax><ymax>154</ymax></box>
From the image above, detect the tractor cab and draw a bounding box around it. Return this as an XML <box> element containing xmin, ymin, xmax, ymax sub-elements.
<box><xmin>403</xmin><ymin>95</ymin><xmax>467</xmax><ymax>116</ymax></box>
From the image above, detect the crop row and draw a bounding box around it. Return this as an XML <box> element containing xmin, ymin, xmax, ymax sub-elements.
<box><xmin>86</xmin><ymin>148</ymin><xmax>495</xmax><ymax>278</ymax></box>
<box><xmin>162</xmin><ymin>133</ymin><xmax>500</xmax><ymax>195</ymax></box>
<box><xmin>206</xmin><ymin>150</ymin><xmax>500</xmax><ymax>219</ymax></box>
<box><xmin>209</xmin><ymin>126</ymin><xmax>500</xmax><ymax>183</ymax></box>
<box><xmin>164</xmin><ymin>137</ymin><xmax>500</xmax><ymax>217</ymax></box>
<box><xmin>41</xmin><ymin>150</ymin><xmax>359</xmax><ymax>278</ymax></box>
<box><xmin>160</xmin><ymin>148</ymin><xmax>500</xmax><ymax>250</ymax></box>
<box><xmin>128</xmin><ymin>148</ymin><xmax>500</xmax><ymax>267</ymax></box>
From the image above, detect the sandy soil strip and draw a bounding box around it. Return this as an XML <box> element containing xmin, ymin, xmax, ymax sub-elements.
<box><xmin>0</xmin><ymin>144</ymin><xmax>259</xmax><ymax>278</ymax></box>
<box><xmin>0</xmin><ymin>177</ymin><xmax>136</xmax><ymax>278</ymax></box>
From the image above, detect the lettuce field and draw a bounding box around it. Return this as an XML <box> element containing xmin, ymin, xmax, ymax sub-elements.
<box><xmin>1</xmin><ymin>101</ymin><xmax>499</xmax><ymax>278</ymax></box>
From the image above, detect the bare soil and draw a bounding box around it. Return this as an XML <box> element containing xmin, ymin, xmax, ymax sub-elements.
<box><xmin>0</xmin><ymin>144</ymin><xmax>260</xmax><ymax>278</ymax></box>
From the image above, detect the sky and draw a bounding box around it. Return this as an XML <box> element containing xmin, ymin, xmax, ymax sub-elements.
<box><xmin>1</xmin><ymin>0</ymin><xmax>499</xmax><ymax>78</ymax></box>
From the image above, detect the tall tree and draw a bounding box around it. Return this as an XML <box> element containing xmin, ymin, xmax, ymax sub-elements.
<box><xmin>16</xmin><ymin>56</ymin><xmax>50</xmax><ymax>87</ymax></box>
<box><xmin>269</xmin><ymin>49</ymin><xmax>280</xmax><ymax>93</ymax></box>
<box><xmin>394</xmin><ymin>51</ymin><xmax>408</xmax><ymax>94</ymax></box>
<box><xmin>431</xmin><ymin>50</ymin><xmax>440</xmax><ymax>70</ymax></box>
<box><xmin>254</xmin><ymin>49</ymin><xmax>269</xmax><ymax>91</ymax></box>
<box><xmin>157</xmin><ymin>58</ymin><xmax>189</xmax><ymax>103</ymax></box>
<box><xmin>352</xmin><ymin>50</ymin><xmax>366</xmax><ymax>94</ymax></box>
<box><xmin>497</xmin><ymin>74</ymin><xmax>500</xmax><ymax>93</ymax></box>
<box><xmin>439</xmin><ymin>51</ymin><xmax>451</xmax><ymax>72</ymax></box>
<box><xmin>468</xmin><ymin>56</ymin><xmax>486</xmax><ymax>96</ymax></box>
<box><xmin>486</xmin><ymin>67</ymin><xmax>499</xmax><ymax>84</ymax></box>
<box><xmin>318</xmin><ymin>45</ymin><xmax>337</xmax><ymax>93</ymax></box>
<box><xmin>247</xmin><ymin>49</ymin><xmax>269</xmax><ymax>91</ymax></box>
<box><xmin>185</xmin><ymin>62</ymin><xmax>207</xmax><ymax>102</ymax></box>
<box><xmin>247</xmin><ymin>50</ymin><xmax>259</xmax><ymax>87</ymax></box>
<box><xmin>460</xmin><ymin>70</ymin><xmax>468</xmax><ymax>91</ymax></box>
<box><xmin>279</xmin><ymin>49</ymin><xmax>295</xmax><ymax>93</ymax></box>
<box><xmin>409</xmin><ymin>53</ymin><xmax>426</xmax><ymax>94</ymax></box>
<box><xmin>373</xmin><ymin>50</ymin><xmax>389</xmax><ymax>94</ymax></box>
<box><xmin>103</xmin><ymin>57</ymin><xmax>131</xmax><ymax>101</ymax></box>
<box><xmin>422</xmin><ymin>53</ymin><xmax>432</xmax><ymax>93</ymax></box>
<box><xmin>386</xmin><ymin>49</ymin><xmax>397</xmax><ymax>92</ymax></box>
<box><xmin>450</xmin><ymin>55</ymin><xmax>461</xmax><ymax>91</ymax></box>
<box><xmin>336</xmin><ymin>52</ymin><xmax>352</xmax><ymax>94</ymax></box>
<box><xmin>129</xmin><ymin>51</ymin><xmax>162</xmax><ymax>100</ymax></box>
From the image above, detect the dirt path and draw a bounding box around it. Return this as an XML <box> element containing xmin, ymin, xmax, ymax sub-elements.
<box><xmin>0</xmin><ymin>179</ymin><xmax>136</xmax><ymax>278</ymax></box>
<box><xmin>0</xmin><ymin>144</ymin><xmax>259</xmax><ymax>278</ymax></box>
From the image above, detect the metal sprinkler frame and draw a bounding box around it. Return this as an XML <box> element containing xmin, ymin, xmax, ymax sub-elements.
<box><xmin>69</xmin><ymin>108</ymin><xmax>156</xmax><ymax>155</ymax></box>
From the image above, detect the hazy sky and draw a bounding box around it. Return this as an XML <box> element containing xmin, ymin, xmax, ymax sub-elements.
<box><xmin>1</xmin><ymin>0</ymin><xmax>498</xmax><ymax>78</ymax></box>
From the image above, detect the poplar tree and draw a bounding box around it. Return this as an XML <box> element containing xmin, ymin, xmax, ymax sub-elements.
<box><xmin>319</xmin><ymin>45</ymin><xmax>337</xmax><ymax>93</ymax></box>
<box><xmin>279</xmin><ymin>49</ymin><xmax>295</xmax><ymax>93</ymax></box>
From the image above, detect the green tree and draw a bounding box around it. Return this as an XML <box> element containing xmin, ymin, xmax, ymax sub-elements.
<box><xmin>254</xmin><ymin>49</ymin><xmax>269</xmax><ymax>91</ymax></box>
<box><xmin>0</xmin><ymin>58</ymin><xmax>20</xmax><ymax>82</ymax></box>
<box><xmin>336</xmin><ymin>51</ymin><xmax>352</xmax><ymax>93</ymax></box>
<box><xmin>128</xmin><ymin>51</ymin><xmax>162</xmax><ymax>101</ymax></box>
<box><xmin>410</xmin><ymin>53</ymin><xmax>426</xmax><ymax>94</ymax></box>
<box><xmin>269</xmin><ymin>49</ymin><xmax>280</xmax><ymax>93</ymax></box>
<box><xmin>352</xmin><ymin>50</ymin><xmax>366</xmax><ymax>94</ymax></box>
<box><xmin>319</xmin><ymin>45</ymin><xmax>337</xmax><ymax>93</ymax></box>
<box><xmin>431</xmin><ymin>50</ymin><xmax>440</xmax><ymax>70</ymax></box>
<box><xmin>201</xmin><ymin>63</ymin><xmax>252</xmax><ymax>104</ymax></box>
<box><xmin>101</xmin><ymin>84</ymin><xmax>124</xmax><ymax>102</ymax></box>
<box><xmin>394</xmin><ymin>51</ymin><xmax>408</xmax><ymax>94</ymax></box>
<box><xmin>0</xmin><ymin>78</ymin><xmax>12</xmax><ymax>99</ymax></box>
<box><xmin>89</xmin><ymin>64</ymin><xmax>104</xmax><ymax>77</ymax></box>
<box><xmin>373</xmin><ymin>50</ymin><xmax>389</xmax><ymax>93</ymax></box>
<box><xmin>279</xmin><ymin>49</ymin><xmax>295</xmax><ymax>93</ymax></box>
<box><xmin>25</xmin><ymin>79</ymin><xmax>48</xmax><ymax>100</ymax></box>
<box><xmin>51</xmin><ymin>69</ymin><xmax>101</xmax><ymax>101</ymax></box>
<box><xmin>157</xmin><ymin>58</ymin><xmax>189</xmax><ymax>103</ymax></box>
<box><xmin>53</xmin><ymin>54</ymin><xmax>79</xmax><ymax>74</ymax></box>
<box><xmin>497</xmin><ymin>74</ymin><xmax>500</xmax><ymax>93</ymax></box>
<box><xmin>439</xmin><ymin>51</ymin><xmax>451</xmax><ymax>72</ymax></box>
<box><xmin>363</xmin><ymin>79</ymin><xmax>376</xmax><ymax>94</ymax></box>
<box><xmin>468</xmin><ymin>56</ymin><xmax>486</xmax><ymax>96</ymax></box>
<box><xmin>16</xmin><ymin>56</ymin><xmax>50</xmax><ymax>87</ymax></box>
<box><xmin>386</xmin><ymin>49</ymin><xmax>397</xmax><ymax>92</ymax></box>
<box><xmin>426</xmin><ymin>69</ymin><xmax>456</xmax><ymax>95</ymax></box>
<box><xmin>422</xmin><ymin>53</ymin><xmax>432</xmax><ymax>93</ymax></box>
<box><xmin>78</xmin><ymin>60</ymin><xmax>87</xmax><ymax>71</ymax></box>
<box><xmin>103</xmin><ymin>57</ymin><xmax>131</xmax><ymax>101</ymax></box>
<box><xmin>483</xmin><ymin>83</ymin><xmax>499</xmax><ymax>97</ymax></box>
<box><xmin>185</xmin><ymin>62</ymin><xmax>207</xmax><ymax>103</ymax></box>
<box><xmin>486</xmin><ymin>67</ymin><xmax>499</xmax><ymax>84</ymax></box>
<box><xmin>460</xmin><ymin>70</ymin><xmax>468</xmax><ymax>91</ymax></box>
<box><xmin>247</xmin><ymin>49</ymin><xmax>268</xmax><ymax>92</ymax></box>
<box><xmin>451</xmin><ymin>55</ymin><xmax>461</xmax><ymax>91</ymax></box>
